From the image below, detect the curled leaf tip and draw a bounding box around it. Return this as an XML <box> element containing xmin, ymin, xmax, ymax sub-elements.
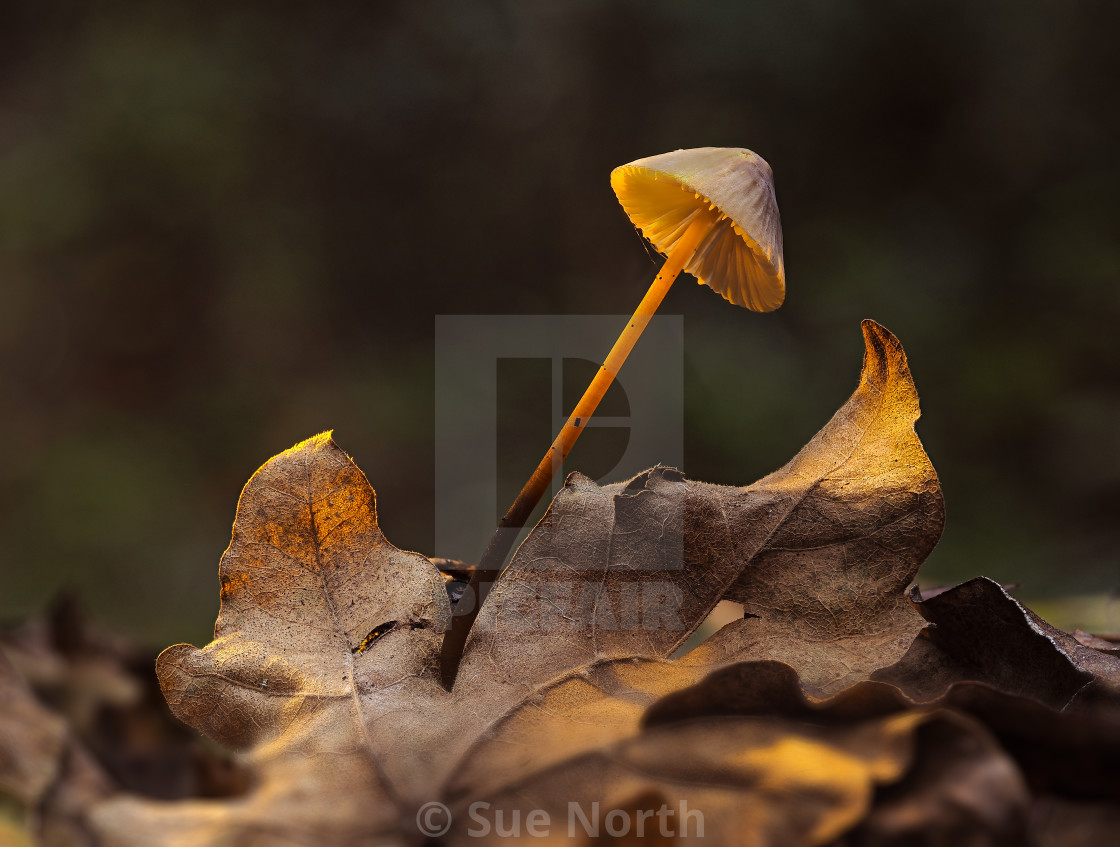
<box><xmin>858</xmin><ymin>319</ymin><xmax>919</xmax><ymax>420</ymax></box>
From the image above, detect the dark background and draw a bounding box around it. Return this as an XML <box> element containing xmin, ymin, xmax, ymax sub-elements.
<box><xmin>2</xmin><ymin>0</ymin><xmax>1118</xmax><ymax>648</ymax></box>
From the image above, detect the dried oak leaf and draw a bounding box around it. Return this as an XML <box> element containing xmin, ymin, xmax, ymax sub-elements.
<box><xmin>873</xmin><ymin>577</ymin><xmax>1120</xmax><ymax>707</ymax></box>
<box><xmin>93</xmin><ymin>434</ymin><xmax>453</xmax><ymax>846</ymax></box>
<box><xmin>679</xmin><ymin>319</ymin><xmax>943</xmax><ymax>695</ymax></box>
<box><xmin>86</xmin><ymin>320</ymin><xmax>946</xmax><ymax>846</ymax></box>
<box><xmin>455</xmin><ymin>319</ymin><xmax>943</xmax><ymax>713</ymax></box>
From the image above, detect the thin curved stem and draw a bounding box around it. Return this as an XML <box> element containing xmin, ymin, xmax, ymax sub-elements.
<box><xmin>439</xmin><ymin>213</ymin><xmax>714</xmax><ymax>687</ymax></box>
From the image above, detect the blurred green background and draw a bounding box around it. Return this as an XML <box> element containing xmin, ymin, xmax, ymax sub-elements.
<box><xmin>2</xmin><ymin>0</ymin><xmax>1118</xmax><ymax>648</ymax></box>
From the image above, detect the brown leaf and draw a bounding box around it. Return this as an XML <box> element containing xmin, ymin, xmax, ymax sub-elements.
<box><xmin>157</xmin><ymin>433</ymin><xmax>451</xmax><ymax>746</ymax></box>
<box><xmin>643</xmin><ymin>659</ymin><xmax>1120</xmax><ymax>836</ymax></box>
<box><xmin>935</xmin><ymin>684</ymin><xmax>1120</xmax><ymax>802</ymax></box>
<box><xmin>91</xmin><ymin>708</ymin><xmax>410</xmax><ymax>847</ymax></box>
<box><xmin>629</xmin><ymin>664</ymin><xmax>1054</xmax><ymax>846</ymax></box>
<box><xmin>126</xmin><ymin>433</ymin><xmax>453</xmax><ymax>843</ymax></box>
<box><xmin>830</xmin><ymin>713</ymin><xmax>1030</xmax><ymax>847</ymax></box>
<box><xmin>456</xmin><ymin>320</ymin><xmax>944</xmax><ymax>715</ymax></box>
<box><xmin>440</xmin><ymin>709</ymin><xmax>1023</xmax><ymax>847</ymax></box>
<box><xmin>1072</xmin><ymin>629</ymin><xmax>1120</xmax><ymax>654</ymax></box>
<box><xmin>442</xmin><ymin>657</ymin><xmax>698</xmax><ymax>807</ymax></box>
<box><xmin>872</xmin><ymin>577</ymin><xmax>1120</xmax><ymax>707</ymax></box>
<box><xmin>682</xmin><ymin>320</ymin><xmax>943</xmax><ymax>694</ymax></box>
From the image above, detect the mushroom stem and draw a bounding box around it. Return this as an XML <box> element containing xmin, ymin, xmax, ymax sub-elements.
<box><xmin>512</xmin><ymin>211</ymin><xmax>714</xmax><ymax>518</ymax></box>
<box><xmin>439</xmin><ymin>212</ymin><xmax>713</xmax><ymax>687</ymax></box>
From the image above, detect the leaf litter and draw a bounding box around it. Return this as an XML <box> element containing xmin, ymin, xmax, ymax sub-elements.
<box><xmin>2</xmin><ymin>321</ymin><xmax>1118</xmax><ymax>846</ymax></box>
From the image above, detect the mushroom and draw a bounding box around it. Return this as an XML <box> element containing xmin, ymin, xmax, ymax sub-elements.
<box><xmin>441</xmin><ymin>147</ymin><xmax>785</xmax><ymax>684</ymax></box>
<box><xmin>611</xmin><ymin>147</ymin><xmax>785</xmax><ymax>311</ymax></box>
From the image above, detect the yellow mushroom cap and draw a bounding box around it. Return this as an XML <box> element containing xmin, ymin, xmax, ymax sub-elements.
<box><xmin>610</xmin><ymin>147</ymin><xmax>785</xmax><ymax>311</ymax></box>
